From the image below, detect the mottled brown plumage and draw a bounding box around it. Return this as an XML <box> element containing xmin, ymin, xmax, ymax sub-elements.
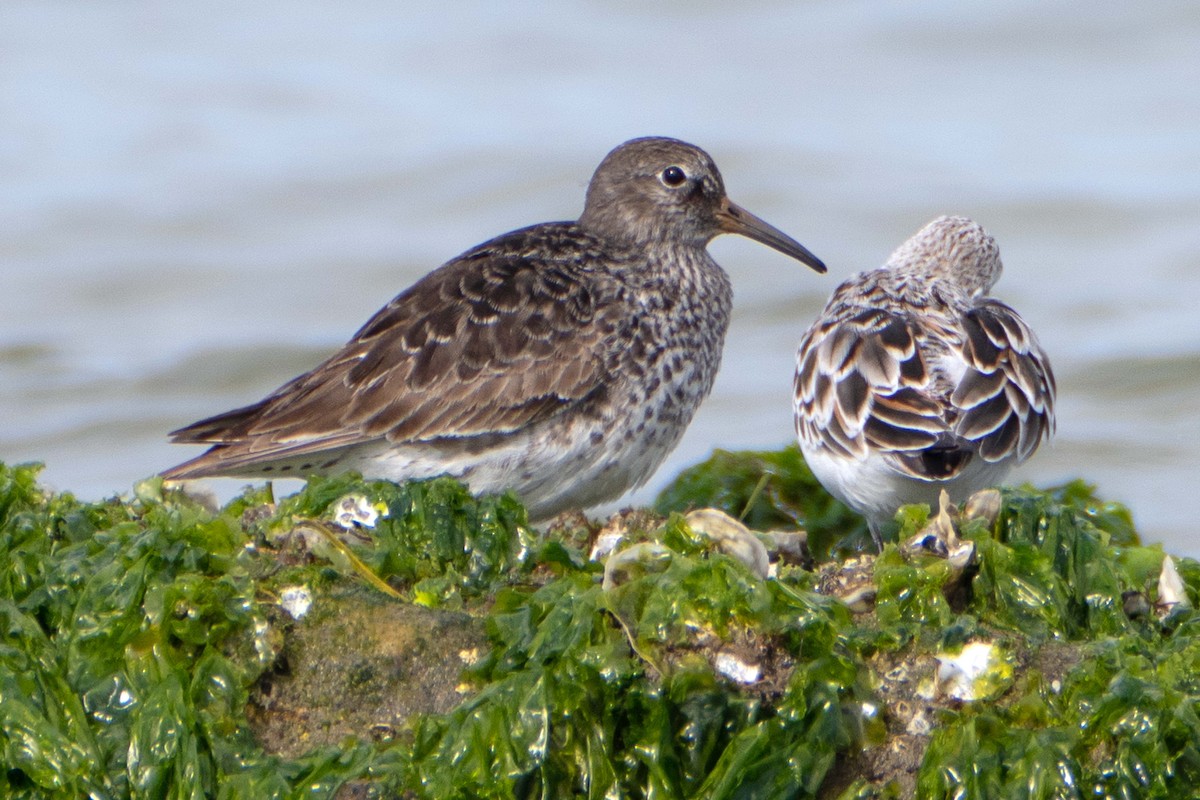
<box><xmin>165</xmin><ymin>137</ymin><xmax>826</xmax><ymax>519</ymax></box>
<box><xmin>794</xmin><ymin>215</ymin><xmax>1055</xmax><ymax>547</ymax></box>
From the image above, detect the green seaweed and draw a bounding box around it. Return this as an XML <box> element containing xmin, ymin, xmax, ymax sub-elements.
<box><xmin>0</xmin><ymin>450</ymin><xmax>1195</xmax><ymax>798</ymax></box>
<box><xmin>267</xmin><ymin>473</ymin><xmax>536</xmax><ymax>605</ymax></box>
<box><xmin>654</xmin><ymin>444</ymin><xmax>869</xmax><ymax>556</ymax></box>
<box><xmin>404</xmin><ymin>561</ymin><xmax>867</xmax><ymax>799</ymax></box>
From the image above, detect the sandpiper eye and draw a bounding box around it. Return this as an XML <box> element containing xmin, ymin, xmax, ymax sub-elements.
<box><xmin>660</xmin><ymin>166</ymin><xmax>687</xmax><ymax>187</ymax></box>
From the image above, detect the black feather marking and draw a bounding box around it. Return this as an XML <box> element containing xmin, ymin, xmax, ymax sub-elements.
<box><xmin>823</xmin><ymin>413</ymin><xmax>860</xmax><ymax>458</ymax></box>
<box><xmin>857</xmin><ymin>337</ymin><xmax>900</xmax><ymax>387</ymax></box>
<box><xmin>878</xmin><ymin>316</ymin><xmax>914</xmax><ymax>352</ymax></box>
<box><xmin>814</xmin><ymin>372</ymin><xmax>834</xmax><ymax>416</ymax></box>
<box><xmin>863</xmin><ymin>416</ymin><xmax>940</xmax><ymax>451</ymax></box>
<box><xmin>899</xmin><ymin>350</ymin><xmax>926</xmax><ymax>385</ymax></box>
<box><xmin>979</xmin><ymin>414</ymin><xmax>1020</xmax><ymax>461</ymax></box>
<box><xmin>885</xmin><ymin>386</ymin><xmax>943</xmax><ymax>417</ymax></box>
<box><xmin>958</xmin><ymin>393</ymin><xmax>1012</xmax><ymax>439</ymax></box>
<box><xmin>962</xmin><ymin>311</ymin><xmax>1002</xmax><ymax>370</ymax></box>
<box><xmin>871</xmin><ymin>393</ymin><xmax>946</xmax><ymax>433</ymax></box>
<box><xmin>919</xmin><ymin>447</ymin><xmax>972</xmax><ymax>478</ymax></box>
<box><xmin>836</xmin><ymin>371</ymin><xmax>870</xmax><ymax>424</ymax></box>
<box><xmin>1003</xmin><ymin>381</ymin><xmax>1031</xmax><ymax>417</ymax></box>
<box><xmin>951</xmin><ymin>368</ymin><xmax>1005</xmax><ymax>410</ymax></box>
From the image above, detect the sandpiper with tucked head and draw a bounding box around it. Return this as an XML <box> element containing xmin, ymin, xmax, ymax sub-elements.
<box><xmin>164</xmin><ymin>137</ymin><xmax>827</xmax><ymax>519</ymax></box>
<box><xmin>793</xmin><ymin>215</ymin><xmax>1055</xmax><ymax>548</ymax></box>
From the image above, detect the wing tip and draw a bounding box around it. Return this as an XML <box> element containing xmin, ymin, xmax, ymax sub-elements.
<box><xmin>159</xmin><ymin>449</ymin><xmax>227</xmax><ymax>482</ymax></box>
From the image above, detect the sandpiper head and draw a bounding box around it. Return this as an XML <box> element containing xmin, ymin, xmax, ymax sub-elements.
<box><xmin>886</xmin><ymin>215</ymin><xmax>1002</xmax><ymax>296</ymax></box>
<box><xmin>579</xmin><ymin>137</ymin><xmax>826</xmax><ymax>272</ymax></box>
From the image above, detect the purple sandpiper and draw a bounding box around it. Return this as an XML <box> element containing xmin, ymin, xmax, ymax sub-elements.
<box><xmin>794</xmin><ymin>215</ymin><xmax>1055</xmax><ymax>547</ymax></box>
<box><xmin>164</xmin><ymin>137</ymin><xmax>826</xmax><ymax>519</ymax></box>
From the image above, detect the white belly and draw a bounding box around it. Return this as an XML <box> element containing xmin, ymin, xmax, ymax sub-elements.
<box><xmin>801</xmin><ymin>442</ymin><xmax>1015</xmax><ymax>531</ymax></box>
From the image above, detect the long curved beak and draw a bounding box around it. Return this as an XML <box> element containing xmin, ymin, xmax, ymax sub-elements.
<box><xmin>715</xmin><ymin>198</ymin><xmax>826</xmax><ymax>273</ymax></box>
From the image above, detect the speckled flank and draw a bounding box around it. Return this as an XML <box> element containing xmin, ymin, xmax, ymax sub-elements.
<box><xmin>164</xmin><ymin>137</ymin><xmax>825</xmax><ymax>520</ymax></box>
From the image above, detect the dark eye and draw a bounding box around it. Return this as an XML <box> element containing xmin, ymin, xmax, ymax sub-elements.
<box><xmin>660</xmin><ymin>166</ymin><xmax>687</xmax><ymax>187</ymax></box>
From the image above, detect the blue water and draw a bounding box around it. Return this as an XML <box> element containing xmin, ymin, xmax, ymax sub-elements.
<box><xmin>2</xmin><ymin>1</ymin><xmax>1198</xmax><ymax>553</ymax></box>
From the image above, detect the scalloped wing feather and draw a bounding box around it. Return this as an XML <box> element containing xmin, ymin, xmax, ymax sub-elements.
<box><xmin>795</xmin><ymin>293</ymin><xmax>1055</xmax><ymax>481</ymax></box>
<box><xmin>953</xmin><ymin>300</ymin><xmax>1055</xmax><ymax>463</ymax></box>
<box><xmin>166</xmin><ymin>225</ymin><xmax>625</xmax><ymax>477</ymax></box>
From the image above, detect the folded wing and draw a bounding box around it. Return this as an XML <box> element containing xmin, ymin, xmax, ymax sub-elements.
<box><xmin>795</xmin><ymin>300</ymin><xmax>1054</xmax><ymax>481</ymax></box>
<box><xmin>166</xmin><ymin>226</ymin><xmax>626</xmax><ymax>477</ymax></box>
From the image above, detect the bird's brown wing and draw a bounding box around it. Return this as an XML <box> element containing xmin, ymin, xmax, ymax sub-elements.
<box><xmin>166</xmin><ymin>224</ymin><xmax>627</xmax><ymax>477</ymax></box>
<box><xmin>794</xmin><ymin>307</ymin><xmax>946</xmax><ymax>461</ymax></box>
<box><xmin>950</xmin><ymin>299</ymin><xmax>1056</xmax><ymax>463</ymax></box>
<box><xmin>794</xmin><ymin>299</ymin><xmax>1055</xmax><ymax>478</ymax></box>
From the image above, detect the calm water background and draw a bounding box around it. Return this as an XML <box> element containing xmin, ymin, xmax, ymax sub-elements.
<box><xmin>3</xmin><ymin>2</ymin><xmax>1198</xmax><ymax>553</ymax></box>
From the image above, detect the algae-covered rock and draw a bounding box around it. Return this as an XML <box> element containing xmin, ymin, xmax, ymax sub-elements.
<box><xmin>248</xmin><ymin>589</ymin><xmax>486</xmax><ymax>760</ymax></box>
<box><xmin>0</xmin><ymin>451</ymin><xmax>1195</xmax><ymax>799</ymax></box>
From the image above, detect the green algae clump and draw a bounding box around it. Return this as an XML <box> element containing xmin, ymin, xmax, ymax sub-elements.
<box><xmin>0</xmin><ymin>451</ymin><xmax>1196</xmax><ymax>799</ymax></box>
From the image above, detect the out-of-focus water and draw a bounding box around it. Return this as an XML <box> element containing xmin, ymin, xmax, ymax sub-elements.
<box><xmin>3</xmin><ymin>2</ymin><xmax>1198</xmax><ymax>553</ymax></box>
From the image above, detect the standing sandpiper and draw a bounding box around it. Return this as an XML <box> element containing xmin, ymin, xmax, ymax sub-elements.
<box><xmin>793</xmin><ymin>216</ymin><xmax>1055</xmax><ymax>547</ymax></box>
<box><xmin>164</xmin><ymin>137</ymin><xmax>827</xmax><ymax>519</ymax></box>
